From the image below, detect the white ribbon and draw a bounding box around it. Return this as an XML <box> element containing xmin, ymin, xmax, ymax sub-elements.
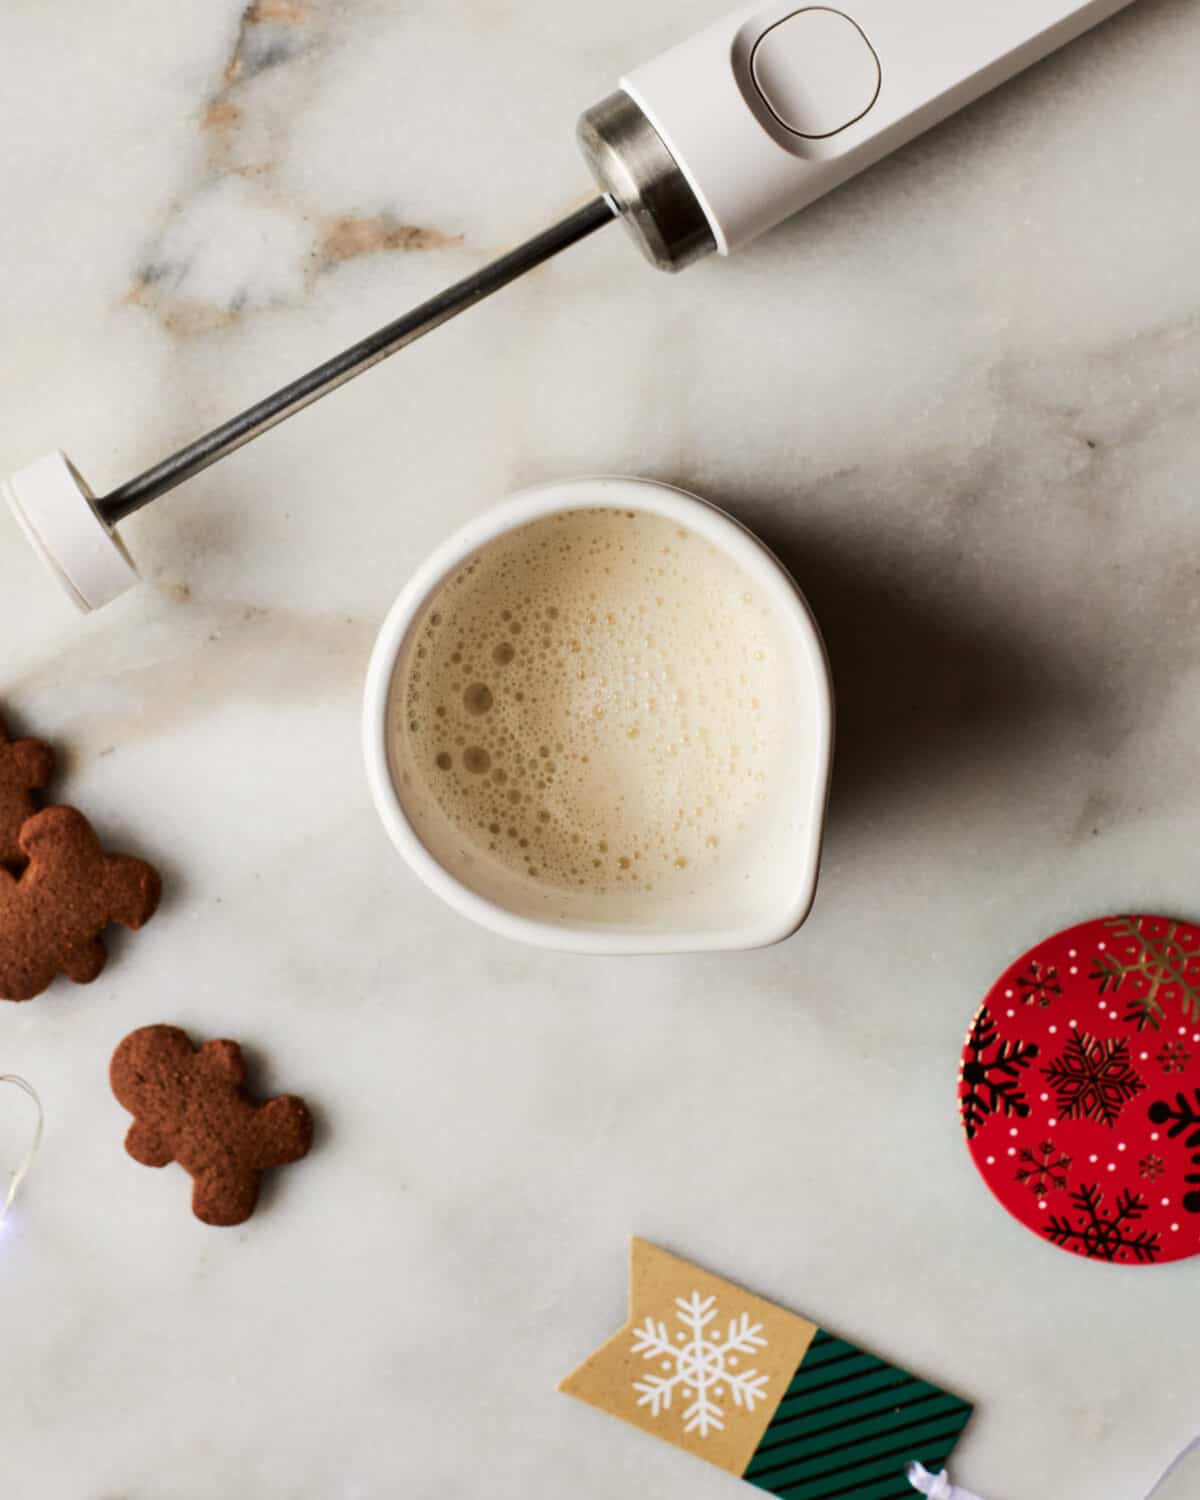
<box><xmin>907</xmin><ymin>1462</ymin><xmax>986</xmax><ymax>1500</ymax></box>
<box><xmin>0</xmin><ymin>1075</ymin><xmax>43</xmax><ymax>1226</ymax></box>
<box><xmin>909</xmin><ymin>1436</ymin><xmax>1200</xmax><ymax>1500</ymax></box>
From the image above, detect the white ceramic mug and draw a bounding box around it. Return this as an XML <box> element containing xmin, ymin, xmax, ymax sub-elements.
<box><xmin>362</xmin><ymin>476</ymin><xmax>832</xmax><ymax>954</ymax></box>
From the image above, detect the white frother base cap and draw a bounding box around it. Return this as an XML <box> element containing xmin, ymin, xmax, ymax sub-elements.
<box><xmin>4</xmin><ymin>451</ymin><xmax>138</xmax><ymax>613</ymax></box>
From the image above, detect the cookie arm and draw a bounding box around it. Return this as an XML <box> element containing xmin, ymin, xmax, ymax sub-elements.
<box><xmin>18</xmin><ymin>805</ymin><xmax>97</xmax><ymax>859</ymax></box>
<box><xmin>13</xmin><ymin>738</ymin><xmax>54</xmax><ymax>790</ymax></box>
<box><xmin>125</xmin><ymin>1120</ymin><xmax>173</xmax><ymax>1168</ymax></box>
<box><xmin>198</xmin><ymin>1039</ymin><xmax>246</xmax><ymax>1087</ymax></box>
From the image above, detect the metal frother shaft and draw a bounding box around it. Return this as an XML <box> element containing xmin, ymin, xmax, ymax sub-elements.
<box><xmin>3</xmin><ymin>197</ymin><xmax>617</xmax><ymax>612</ymax></box>
<box><xmin>100</xmin><ymin>196</ymin><xmax>617</xmax><ymax>527</ymax></box>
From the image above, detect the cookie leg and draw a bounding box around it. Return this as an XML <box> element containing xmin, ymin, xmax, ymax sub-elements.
<box><xmin>0</xmin><ymin>960</ymin><xmax>56</xmax><ymax>1003</ymax></box>
<box><xmin>125</xmin><ymin>1120</ymin><xmax>173</xmax><ymax>1168</ymax></box>
<box><xmin>59</xmin><ymin>937</ymin><xmax>108</xmax><ymax>985</ymax></box>
<box><xmin>253</xmin><ymin>1095</ymin><xmax>314</xmax><ymax>1167</ymax></box>
<box><xmin>104</xmin><ymin>856</ymin><xmax>162</xmax><ymax>931</ymax></box>
<box><xmin>191</xmin><ymin>1167</ymin><xmax>261</xmax><ymax>1227</ymax></box>
<box><xmin>0</xmin><ymin>904</ymin><xmax>56</xmax><ymax>1000</ymax></box>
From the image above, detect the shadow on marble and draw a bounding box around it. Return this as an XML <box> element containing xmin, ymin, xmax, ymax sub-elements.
<box><xmin>663</xmin><ymin>478</ymin><xmax>1087</xmax><ymax>830</ymax></box>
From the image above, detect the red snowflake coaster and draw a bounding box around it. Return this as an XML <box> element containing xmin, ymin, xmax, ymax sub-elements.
<box><xmin>960</xmin><ymin>915</ymin><xmax>1200</xmax><ymax>1267</ymax></box>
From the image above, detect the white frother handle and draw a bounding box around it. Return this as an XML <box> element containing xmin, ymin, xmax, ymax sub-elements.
<box><xmin>621</xmin><ymin>0</ymin><xmax>1135</xmax><ymax>254</ymax></box>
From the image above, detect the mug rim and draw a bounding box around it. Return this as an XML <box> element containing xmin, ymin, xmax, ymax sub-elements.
<box><xmin>362</xmin><ymin>476</ymin><xmax>833</xmax><ymax>954</ymax></box>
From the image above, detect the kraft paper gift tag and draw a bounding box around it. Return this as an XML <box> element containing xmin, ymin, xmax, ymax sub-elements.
<box><xmin>561</xmin><ymin>1239</ymin><xmax>973</xmax><ymax>1499</ymax></box>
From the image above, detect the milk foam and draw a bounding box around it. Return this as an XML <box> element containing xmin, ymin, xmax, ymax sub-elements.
<box><xmin>390</xmin><ymin>508</ymin><xmax>800</xmax><ymax>913</ymax></box>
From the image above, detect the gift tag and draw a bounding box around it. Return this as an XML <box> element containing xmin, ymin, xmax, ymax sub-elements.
<box><xmin>561</xmin><ymin>1239</ymin><xmax>973</xmax><ymax>1496</ymax></box>
<box><xmin>960</xmin><ymin>915</ymin><xmax>1200</xmax><ymax>1266</ymax></box>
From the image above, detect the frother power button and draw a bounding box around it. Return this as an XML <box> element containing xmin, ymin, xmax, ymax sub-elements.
<box><xmin>749</xmin><ymin>7</ymin><xmax>881</xmax><ymax>139</ymax></box>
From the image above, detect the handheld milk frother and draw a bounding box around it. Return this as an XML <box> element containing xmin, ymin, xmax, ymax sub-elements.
<box><xmin>5</xmin><ymin>0</ymin><xmax>1131</xmax><ymax>612</ymax></box>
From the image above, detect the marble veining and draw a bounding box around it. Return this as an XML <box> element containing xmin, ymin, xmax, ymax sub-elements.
<box><xmin>130</xmin><ymin>0</ymin><xmax>462</xmax><ymax>335</ymax></box>
<box><xmin>1</xmin><ymin>0</ymin><xmax>1199</xmax><ymax>1496</ymax></box>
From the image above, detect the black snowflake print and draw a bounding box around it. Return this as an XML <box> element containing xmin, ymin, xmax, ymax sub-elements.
<box><xmin>1042</xmin><ymin>1032</ymin><xmax>1145</xmax><ymax>1127</ymax></box>
<box><xmin>1140</xmin><ymin>1154</ymin><xmax>1165</xmax><ymax>1182</ymax></box>
<box><xmin>959</xmin><ymin>1006</ymin><xmax>1040</xmax><ymax>1141</ymax></box>
<box><xmin>1016</xmin><ymin>960</ymin><xmax>1062</xmax><ymax>1009</ymax></box>
<box><xmin>1091</xmin><ymin>916</ymin><xmax>1200</xmax><ymax>1032</ymax></box>
<box><xmin>1043</xmin><ymin>1183</ymin><xmax>1161</xmax><ymax>1264</ymax></box>
<box><xmin>1158</xmin><ymin>1042</ymin><xmax>1191</xmax><ymax>1074</ymax></box>
<box><xmin>1148</xmin><ymin>1089</ymin><xmax>1200</xmax><ymax>1214</ymax></box>
<box><xmin>1015</xmin><ymin>1141</ymin><xmax>1071</xmax><ymax>1196</ymax></box>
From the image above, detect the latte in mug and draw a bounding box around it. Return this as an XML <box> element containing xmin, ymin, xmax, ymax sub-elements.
<box><xmin>388</xmin><ymin>506</ymin><xmax>810</xmax><ymax>930</ymax></box>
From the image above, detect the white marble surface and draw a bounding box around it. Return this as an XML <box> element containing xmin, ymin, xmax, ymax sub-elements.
<box><xmin>1</xmin><ymin>0</ymin><xmax>1199</xmax><ymax>1495</ymax></box>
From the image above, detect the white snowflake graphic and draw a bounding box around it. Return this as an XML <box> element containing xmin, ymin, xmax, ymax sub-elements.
<box><xmin>631</xmin><ymin>1290</ymin><xmax>770</xmax><ymax>1437</ymax></box>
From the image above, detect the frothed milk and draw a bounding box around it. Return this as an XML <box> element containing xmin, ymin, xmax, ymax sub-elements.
<box><xmin>389</xmin><ymin>508</ymin><xmax>806</xmax><ymax>927</ymax></box>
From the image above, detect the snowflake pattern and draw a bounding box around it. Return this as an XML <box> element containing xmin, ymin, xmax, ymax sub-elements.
<box><xmin>1140</xmin><ymin>1153</ymin><xmax>1165</xmax><ymax>1182</ymax></box>
<box><xmin>1148</xmin><ymin>1090</ymin><xmax>1200</xmax><ymax>1214</ymax></box>
<box><xmin>1158</xmin><ymin>1042</ymin><xmax>1192</xmax><ymax>1074</ymax></box>
<box><xmin>1016</xmin><ymin>960</ymin><xmax>1062</xmax><ymax>1009</ymax></box>
<box><xmin>1042</xmin><ymin>1032</ymin><xmax>1145</xmax><ymax>1127</ymax></box>
<box><xmin>631</xmin><ymin>1291</ymin><xmax>770</xmax><ymax>1437</ymax></box>
<box><xmin>1043</xmin><ymin>1183</ymin><xmax>1161</xmax><ymax>1264</ymax></box>
<box><xmin>1090</xmin><ymin>916</ymin><xmax>1200</xmax><ymax>1032</ymax></box>
<box><xmin>959</xmin><ymin>1006</ymin><xmax>1039</xmax><ymax>1141</ymax></box>
<box><xmin>1014</xmin><ymin>1140</ymin><xmax>1071</xmax><ymax>1197</ymax></box>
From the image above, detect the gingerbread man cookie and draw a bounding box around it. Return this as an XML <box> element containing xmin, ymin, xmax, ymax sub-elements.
<box><xmin>0</xmin><ymin>715</ymin><xmax>54</xmax><ymax>869</ymax></box>
<box><xmin>0</xmin><ymin>806</ymin><xmax>161</xmax><ymax>1001</ymax></box>
<box><xmin>111</xmin><ymin>1025</ymin><xmax>313</xmax><ymax>1226</ymax></box>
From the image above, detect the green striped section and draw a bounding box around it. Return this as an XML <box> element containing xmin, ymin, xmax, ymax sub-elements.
<box><xmin>742</xmin><ymin>1330</ymin><xmax>972</xmax><ymax>1500</ymax></box>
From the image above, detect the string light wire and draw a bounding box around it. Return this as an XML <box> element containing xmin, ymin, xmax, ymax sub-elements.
<box><xmin>0</xmin><ymin>1075</ymin><xmax>43</xmax><ymax>1226</ymax></box>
